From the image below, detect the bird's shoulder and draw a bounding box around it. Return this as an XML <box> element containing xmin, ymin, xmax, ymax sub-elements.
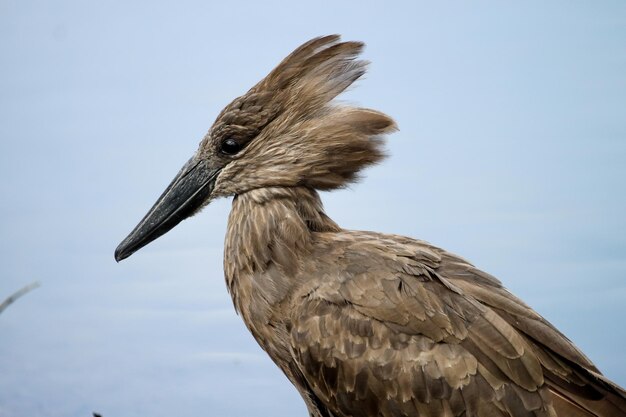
<box><xmin>288</xmin><ymin>230</ymin><xmax>626</xmax><ymax>416</ymax></box>
<box><xmin>304</xmin><ymin>229</ymin><xmax>597</xmax><ymax>372</ymax></box>
<box><xmin>288</xmin><ymin>230</ymin><xmax>557</xmax><ymax>416</ymax></box>
<box><xmin>301</xmin><ymin>230</ymin><xmax>482</xmax><ymax>342</ymax></box>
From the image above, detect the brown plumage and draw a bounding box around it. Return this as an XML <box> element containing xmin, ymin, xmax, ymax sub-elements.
<box><xmin>115</xmin><ymin>35</ymin><xmax>626</xmax><ymax>417</ymax></box>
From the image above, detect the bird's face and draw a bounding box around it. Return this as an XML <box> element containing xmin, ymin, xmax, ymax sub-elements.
<box><xmin>113</xmin><ymin>96</ymin><xmax>274</xmax><ymax>262</ymax></box>
<box><xmin>115</xmin><ymin>35</ymin><xmax>395</xmax><ymax>262</ymax></box>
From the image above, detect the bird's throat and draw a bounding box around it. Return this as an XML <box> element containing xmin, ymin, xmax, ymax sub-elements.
<box><xmin>223</xmin><ymin>186</ymin><xmax>339</xmax><ymax>316</ymax></box>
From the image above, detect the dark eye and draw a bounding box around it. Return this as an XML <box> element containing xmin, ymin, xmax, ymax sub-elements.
<box><xmin>220</xmin><ymin>138</ymin><xmax>242</xmax><ymax>155</ymax></box>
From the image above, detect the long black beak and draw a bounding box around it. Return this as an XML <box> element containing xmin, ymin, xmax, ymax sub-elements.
<box><xmin>114</xmin><ymin>158</ymin><xmax>220</xmax><ymax>262</ymax></box>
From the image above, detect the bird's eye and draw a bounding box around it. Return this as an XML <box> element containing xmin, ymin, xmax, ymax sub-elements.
<box><xmin>220</xmin><ymin>138</ymin><xmax>242</xmax><ymax>155</ymax></box>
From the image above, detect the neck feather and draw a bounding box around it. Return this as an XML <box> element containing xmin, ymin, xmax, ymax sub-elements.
<box><xmin>224</xmin><ymin>186</ymin><xmax>339</xmax><ymax>305</ymax></box>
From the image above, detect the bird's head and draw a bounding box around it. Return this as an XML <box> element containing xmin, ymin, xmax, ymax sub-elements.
<box><xmin>115</xmin><ymin>35</ymin><xmax>396</xmax><ymax>262</ymax></box>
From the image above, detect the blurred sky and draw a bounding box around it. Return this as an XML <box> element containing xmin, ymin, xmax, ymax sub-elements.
<box><xmin>1</xmin><ymin>1</ymin><xmax>625</xmax><ymax>416</ymax></box>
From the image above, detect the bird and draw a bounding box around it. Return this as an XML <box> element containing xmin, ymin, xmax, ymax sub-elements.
<box><xmin>115</xmin><ymin>35</ymin><xmax>626</xmax><ymax>417</ymax></box>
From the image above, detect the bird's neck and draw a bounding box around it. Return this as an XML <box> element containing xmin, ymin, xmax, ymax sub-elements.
<box><xmin>224</xmin><ymin>186</ymin><xmax>339</xmax><ymax>315</ymax></box>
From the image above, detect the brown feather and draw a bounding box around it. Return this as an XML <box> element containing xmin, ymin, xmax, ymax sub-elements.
<box><xmin>120</xmin><ymin>35</ymin><xmax>626</xmax><ymax>417</ymax></box>
<box><xmin>217</xmin><ymin>37</ymin><xmax>626</xmax><ymax>417</ymax></box>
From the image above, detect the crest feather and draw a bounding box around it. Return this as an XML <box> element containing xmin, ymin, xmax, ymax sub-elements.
<box><xmin>209</xmin><ymin>36</ymin><xmax>397</xmax><ymax>195</ymax></box>
<box><xmin>244</xmin><ymin>36</ymin><xmax>369</xmax><ymax>119</ymax></box>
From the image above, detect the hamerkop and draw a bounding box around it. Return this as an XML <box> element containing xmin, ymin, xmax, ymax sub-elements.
<box><xmin>115</xmin><ymin>35</ymin><xmax>626</xmax><ymax>417</ymax></box>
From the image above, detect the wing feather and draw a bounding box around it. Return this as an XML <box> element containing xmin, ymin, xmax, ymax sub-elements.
<box><xmin>287</xmin><ymin>232</ymin><xmax>626</xmax><ymax>416</ymax></box>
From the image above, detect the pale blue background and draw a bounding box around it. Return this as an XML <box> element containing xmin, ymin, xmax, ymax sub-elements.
<box><xmin>1</xmin><ymin>1</ymin><xmax>625</xmax><ymax>416</ymax></box>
